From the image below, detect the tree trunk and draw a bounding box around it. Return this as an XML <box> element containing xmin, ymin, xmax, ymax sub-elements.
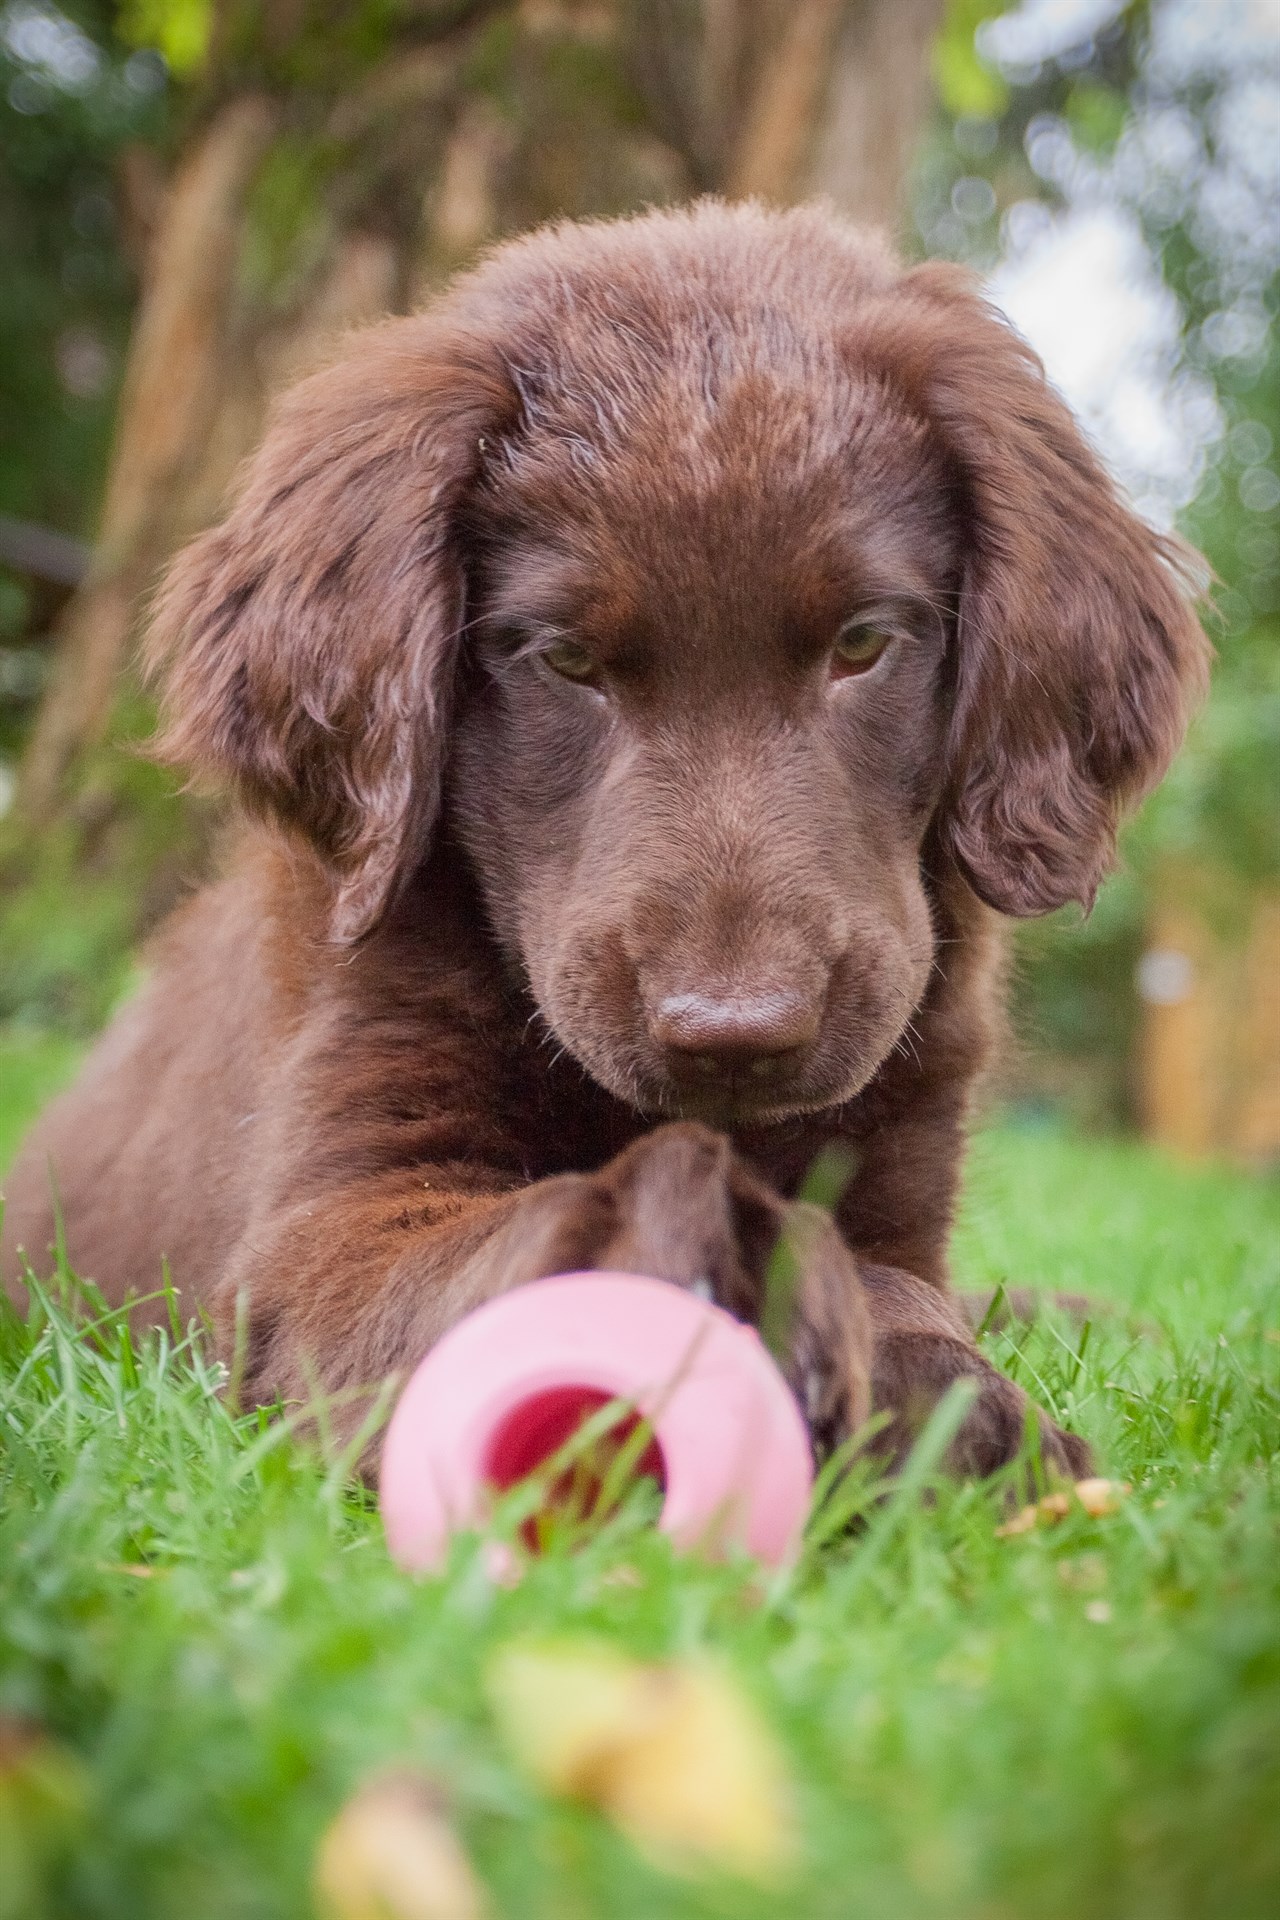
<box><xmin>16</xmin><ymin>0</ymin><xmax>943</xmax><ymax>834</ymax></box>
<box><xmin>806</xmin><ymin>0</ymin><xmax>945</xmax><ymax>223</ymax></box>
<box><xmin>19</xmin><ymin>96</ymin><xmax>276</xmax><ymax>821</ymax></box>
<box><xmin>1138</xmin><ymin>881</ymin><xmax>1280</xmax><ymax>1165</ymax></box>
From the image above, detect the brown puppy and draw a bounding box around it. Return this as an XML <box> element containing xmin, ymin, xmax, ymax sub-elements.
<box><xmin>2</xmin><ymin>202</ymin><xmax>1207</xmax><ymax>1476</ymax></box>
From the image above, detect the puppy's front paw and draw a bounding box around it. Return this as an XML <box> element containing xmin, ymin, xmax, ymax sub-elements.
<box><xmin>592</xmin><ymin>1126</ymin><xmax>874</xmax><ymax>1452</ymax></box>
<box><xmin>590</xmin><ymin>1122</ymin><xmax>778</xmax><ymax>1320</ymax></box>
<box><xmin>778</xmin><ymin>1201</ymin><xmax>873</xmax><ymax>1458</ymax></box>
<box><xmin>874</xmin><ymin>1330</ymin><xmax>1092</xmax><ymax>1479</ymax></box>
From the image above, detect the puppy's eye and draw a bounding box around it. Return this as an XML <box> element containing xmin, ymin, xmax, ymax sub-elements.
<box><xmin>541</xmin><ymin>638</ymin><xmax>599</xmax><ymax>684</ymax></box>
<box><xmin>831</xmin><ymin>622</ymin><xmax>891</xmax><ymax>678</ymax></box>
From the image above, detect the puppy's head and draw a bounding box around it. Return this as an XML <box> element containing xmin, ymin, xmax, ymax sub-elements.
<box><xmin>149</xmin><ymin>203</ymin><xmax>1207</xmax><ymax>1124</ymax></box>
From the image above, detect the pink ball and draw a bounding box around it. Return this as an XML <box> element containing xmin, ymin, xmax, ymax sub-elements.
<box><xmin>380</xmin><ymin>1272</ymin><xmax>814</xmax><ymax>1573</ymax></box>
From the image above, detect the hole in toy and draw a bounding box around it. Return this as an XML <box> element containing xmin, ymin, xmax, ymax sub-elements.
<box><xmin>483</xmin><ymin>1385</ymin><xmax>666</xmax><ymax>1549</ymax></box>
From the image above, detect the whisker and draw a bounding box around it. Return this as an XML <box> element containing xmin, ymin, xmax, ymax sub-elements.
<box><xmin>892</xmin><ymin>1015</ymin><xmax>924</xmax><ymax>1073</ymax></box>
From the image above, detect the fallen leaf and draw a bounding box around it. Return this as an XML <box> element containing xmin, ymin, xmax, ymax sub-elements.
<box><xmin>997</xmin><ymin>1478</ymin><xmax>1132</xmax><ymax>1539</ymax></box>
<box><xmin>487</xmin><ymin>1639</ymin><xmax>797</xmax><ymax>1884</ymax></box>
<box><xmin>993</xmin><ymin>1504</ymin><xmax>1039</xmax><ymax>1538</ymax></box>
<box><xmin>1074</xmin><ymin>1477</ymin><xmax>1129</xmax><ymax>1517</ymax></box>
<box><xmin>605</xmin><ymin>1660</ymin><xmax>798</xmax><ymax>1882</ymax></box>
<box><xmin>486</xmin><ymin>1640</ymin><xmax>656</xmax><ymax>1796</ymax></box>
<box><xmin>313</xmin><ymin>1770</ymin><xmax>489</xmax><ymax>1920</ymax></box>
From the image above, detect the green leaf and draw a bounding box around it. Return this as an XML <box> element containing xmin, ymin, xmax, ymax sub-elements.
<box><xmin>118</xmin><ymin>0</ymin><xmax>212</xmax><ymax>79</ymax></box>
<box><xmin>1066</xmin><ymin>80</ymin><xmax>1129</xmax><ymax>152</ymax></box>
<box><xmin>932</xmin><ymin>0</ymin><xmax>1012</xmax><ymax>121</ymax></box>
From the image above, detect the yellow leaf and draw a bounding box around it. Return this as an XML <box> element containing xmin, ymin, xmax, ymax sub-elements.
<box><xmin>994</xmin><ymin>1503</ymin><xmax>1038</xmax><ymax>1538</ymax></box>
<box><xmin>1074</xmin><ymin>1477</ymin><xmax>1129</xmax><ymax>1518</ymax></box>
<box><xmin>487</xmin><ymin>1640</ymin><xmax>797</xmax><ymax>1885</ymax></box>
<box><xmin>313</xmin><ymin>1772</ymin><xmax>489</xmax><ymax>1920</ymax></box>
<box><xmin>486</xmin><ymin>1641</ymin><xmax>657</xmax><ymax>1797</ymax></box>
<box><xmin>603</xmin><ymin>1661</ymin><xmax>798</xmax><ymax>1884</ymax></box>
<box><xmin>997</xmin><ymin>1479</ymin><xmax>1131</xmax><ymax>1539</ymax></box>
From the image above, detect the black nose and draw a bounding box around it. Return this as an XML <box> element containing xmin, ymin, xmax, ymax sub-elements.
<box><xmin>648</xmin><ymin>989</ymin><xmax>821</xmax><ymax>1082</ymax></box>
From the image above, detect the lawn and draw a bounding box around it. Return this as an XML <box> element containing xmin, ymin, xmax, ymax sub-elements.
<box><xmin>2</xmin><ymin>1032</ymin><xmax>1278</xmax><ymax>1920</ymax></box>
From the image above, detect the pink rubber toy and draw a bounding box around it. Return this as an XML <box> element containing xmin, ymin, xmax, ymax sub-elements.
<box><xmin>381</xmin><ymin>1272</ymin><xmax>813</xmax><ymax>1573</ymax></box>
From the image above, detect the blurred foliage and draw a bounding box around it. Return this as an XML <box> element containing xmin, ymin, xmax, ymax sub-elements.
<box><xmin>0</xmin><ymin>0</ymin><xmax>174</xmax><ymax>807</ymax></box>
<box><xmin>117</xmin><ymin>0</ymin><xmax>207</xmax><ymax>74</ymax></box>
<box><xmin>0</xmin><ymin>3</ymin><xmax>169</xmax><ymax>538</ymax></box>
<box><xmin>0</xmin><ymin>1</ymin><xmax>182</xmax><ymax>1028</ymax></box>
<box><xmin>917</xmin><ymin>0</ymin><xmax>1279</xmax><ymax>1124</ymax></box>
<box><xmin>932</xmin><ymin>1</ymin><xmax>1011</xmax><ymax>121</ymax></box>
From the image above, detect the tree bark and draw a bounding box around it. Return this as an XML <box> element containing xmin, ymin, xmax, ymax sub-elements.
<box><xmin>807</xmin><ymin>0</ymin><xmax>945</xmax><ymax>227</ymax></box>
<box><xmin>19</xmin><ymin>96</ymin><xmax>276</xmax><ymax>822</ymax></box>
<box><xmin>1138</xmin><ymin>882</ymin><xmax>1280</xmax><ymax>1164</ymax></box>
<box><xmin>727</xmin><ymin>0</ymin><xmax>847</xmax><ymax>200</ymax></box>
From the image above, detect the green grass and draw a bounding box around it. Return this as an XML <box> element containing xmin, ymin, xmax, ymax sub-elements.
<box><xmin>2</xmin><ymin>1041</ymin><xmax>1278</xmax><ymax>1920</ymax></box>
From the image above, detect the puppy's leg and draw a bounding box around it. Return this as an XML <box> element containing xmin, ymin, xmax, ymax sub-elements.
<box><xmin>777</xmin><ymin>1199</ymin><xmax>876</xmax><ymax>1460</ymax></box>
<box><xmin>860</xmin><ymin>1263</ymin><xmax>1093</xmax><ymax>1479</ymax></box>
<box><xmin>218</xmin><ymin>1119</ymin><xmax>873</xmax><ymax>1468</ymax></box>
<box><xmin>465</xmin><ymin>1122</ymin><xmax>875</xmax><ymax>1458</ymax></box>
<box><xmin>585</xmin><ymin>1121</ymin><xmax>767</xmax><ymax>1312</ymax></box>
<box><xmin>584</xmin><ymin>1123</ymin><xmax>874</xmax><ymax>1449</ymax></box>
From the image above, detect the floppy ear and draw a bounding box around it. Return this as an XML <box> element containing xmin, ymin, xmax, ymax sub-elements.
<box><xmin>146</xmin><ymin>319</ymin><xmax>512</xmax><ymax>941</ymax></box>
<box><xmin>874</xmin><ymin>262</ymin><xmax>1210</xmax><ymax>916</ymax></box>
